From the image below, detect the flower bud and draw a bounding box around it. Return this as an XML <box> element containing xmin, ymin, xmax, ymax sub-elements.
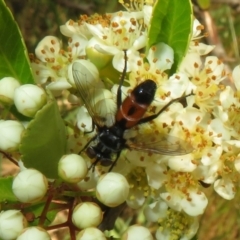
<box><xmin>0</xmin><ymin>120</ymin><xmax>24</xmax><ymax>152</ymax></box>
<box><xmin>14</xmin><ymin>84</ymin><xmax>47</xmax><ymax>117</ymax></box>
<box><xmin>0</xmin><ymin>210</ymin><xmax>28</xmax><ymax>240</ymax></box>
<box><xmin>12</xmin><ymin>169</ymin><xmax>48</xmax><ymax>203</ymax></box>
<box><xmin>17</xmin><ymin>226</ymin><xmax>51</xmax><ymax>240</ymax></box>
<box><xmin>86</xmin><ymin>38</ymin><xmax>112</xmax><ymax>69</ymax></box>
<box><xmin>76</xmin><ymin>227</ymin><xmax>106</xmax><ymax>240</ymax></box>
<box><xmin>72</xmin><ymin>202</ymin><xmax>103</xmax><ymax>229</ymax></box>
<box><xmin>69</xmin><ymin>60</ymin><xmax>100</xmax><ymax>87</ymax></box>
<box><xmin>58</xmin><ymin>154</ymin><xmax>88</xmax><ymax>183</ymax></box>
<box><xmin>122</xmin><ymin>225</ymin><xmax>153</xmax><ymax>240</ymax></box>
<box><xmin>96</xmin><ymin>172</ymin><xmax>129</xmax><ymax>207</ymax></box>
<box><xmin>0</xmin><ymin>77</ymin><xmax>20</xmax><ymax>105</ymax></box>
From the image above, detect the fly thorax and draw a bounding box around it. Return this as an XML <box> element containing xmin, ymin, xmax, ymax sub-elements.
<box><xmin>98</xmin><ymin>127</ymin><xmax>125</xmax><ymax>152</ymax></box>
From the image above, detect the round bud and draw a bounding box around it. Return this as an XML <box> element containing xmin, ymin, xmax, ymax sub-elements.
<box><xmin>14</xmin><ymin>84</ymin><xmax>47</xmax><ymax>117</ymax></box>
<box><xmin>0</xmin><ymin>210</ymin><xmax>28</xmax><ymax>240</ymax></box>
<box><xmin>96</xmin><ymin>172</ymin><xmax>129</xmax><ymax>207</ymax></box>
<box><xmin>17</xmin><ymin>226</ymin><xmax>51</xmax><ymax>240</ymax></box>
<box><xmin>0</xmin><ymin>120</ymin><xmax>24</xmax><ymax>152</ymax></box>
<box><xmin>86</xmin><ymin>39</ymin><xmax>112</xmax><ymax>69</ymax></box>
<box><xmin>69</xmin><ymin>60</ymin><xmax>100</xmax><ymax>87</ymax></box>
<box><xmin>0</xmin><ymin>77</ymin><xmax>20</xmax><ymax>105</ymax></box>
<box><xmin>122</xmin><ymin>225</ymin><xmax>153</xmax><ymax>240</ymax></box>
<box><xmin>72</xmin><ymin>202</ymin><xmax>103</xmax><ymax>229</ymax></box>
<box><xmin>76</xmin><ymin>227</ymin><xmax>106</xmax><ymax>240</ymax></box>
<box><xmin>58</xmin><ymin>154</ymin><xmax>88</xmax><ymax>183</ymax></box>
<box><xmin>12</xmin><ymin>169</ymin><xmax>48</xmax><ymax>203</ymax></box>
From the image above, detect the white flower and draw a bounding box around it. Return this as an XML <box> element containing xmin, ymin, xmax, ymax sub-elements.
<box><xmin>76</xmin><ymin>227</ymin><xmax>106</xmax><ymax>240</ymax></box>
<box><xmin>0</xmin><ymin>210</ymin><xmax>28</xmax><ymax>240</ymax></box>
<box><xmin>17</xmin><ymin>227</ymin><xmax>51</xmax><ymax>240</ymax></box>
<box><xmin>0</xmin><ymin>120</ymin><xmax>24</xmax><ymax>152</ymax></box>
<box><xmin>96</xmin><ymin>172</ymin><xmax>129</xmax><ymax>207</ymax></box>
<box><xmin>0</xmin><ymin>77</ymin><xmax>20</xmax><ymax>105</ymax></box>
<box><xmin>214</xmin><ymin>177</ymin><xmax>236</xmax><ymax>200</ymax></box>
<box><xmin>86</xmin><ymin>11</ymin><xmax>146</xmax><ymax>72</ymax></box>
<box><xmin>12</xmin><ymin>169</ymin><xmax>48</xmax><ymax>203</ymax></box>
<box><xmin>58</xmin><ymin>154</ymin><xmax>88</xmax><ymax>183</ymax></box>
<box><xmin>122</xmin><ymin>225</ymin><xmax>153</xmax><ymax>240</ymax></box>
<box><xmin>14</xmin><ymin>84</ymin><xmax>47</xmax><ymax>117</ymax></box>
<box><xmin>72</xmin><ymin>202</ymin><xmax>103</xmax><ymax>229</ymax></box>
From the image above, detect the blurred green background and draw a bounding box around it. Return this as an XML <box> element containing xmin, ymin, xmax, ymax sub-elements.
<box><xmin>4</xmin><ymin>0</ymin><xmax>240</xmax><ymax>239</ymax></box>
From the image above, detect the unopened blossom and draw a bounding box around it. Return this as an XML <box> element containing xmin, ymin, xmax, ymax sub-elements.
<box><xmin>0</xmin><ymin>77</ymin><xmax>20</xmax><ymax>105</ymax></box>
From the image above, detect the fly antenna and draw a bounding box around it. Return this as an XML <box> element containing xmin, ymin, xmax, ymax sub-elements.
<box><xmin>117</xmin><ymin>50</ymin><xmax>128</xmax><ymax>109</ymax></box>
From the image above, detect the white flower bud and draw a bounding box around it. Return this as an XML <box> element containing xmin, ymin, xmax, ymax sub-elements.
<box><xmin>72</xmin><ymin>202</ymin><xmax>103</xmax><ymax>229</ymax></box>
<box><xmin>96</xmin><ymin>172</ymin><xmax>129</xmax><ymax>207</ymax></box>
<box><xmin>0</xmin><ymin>77</ymin><xmax>20</xmax><ymax>105</ymax></box>
<box><xmin>17</xmin><ymin>226</ymin><xmax>51</xmax><ymax>240</ymax></box>
<box><xmin>76</xmin><ymin>106</ymin><xmax>93</xmax><ymax>132</ymax></box>
<box><xmin>14</xmin><ymin>84</ymin><xmax>47</xmax><ymax>117</ymax></box>
<box><xmin>0</xmin><ymin>120</ymin><xmax>24</xmax><ymax>152</ymax></box>
<box><xmin>58</xmin><ymin>154</ymin><xmax>88</xmax><ymax>183</ymax></box>
<box><xmin>12</xmin><ymin>169</ymin><xmax>48</xmax><ymax>203</ymax></box>
<box><xmin>69</xmin><ymin>60</ymin><xmax>100</xmax><ymax>87</ymax></box>
<box><xmin>0</xmin><ymin>210</ymin><xmax>28</xmax><ymax>240</ymax></box>
<box><xmin>122</xmin><ymin>225</ymin><xmax>153</xmax><ymax>240</ymax></box>
<box><xmin>76</xmin><ymin>227</ymin><xmax>106</xmax><ymax>240</ymax></box>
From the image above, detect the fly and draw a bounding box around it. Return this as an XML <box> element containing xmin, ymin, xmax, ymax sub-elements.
<box><xmin>72</xmin><ymin>51</ymin><xmax>193</xmax><ymax>171</ymax></box>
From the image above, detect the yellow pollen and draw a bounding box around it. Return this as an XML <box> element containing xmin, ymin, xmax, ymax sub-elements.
<box><xmin>41</xmin><ymin>49</ymin><xmax>46</xmax><ymax>54</ymax></box>
<box><xmin>196</xmin><ymin>116</ymin><xmax>201</xmax><ymax>121</ymax></box>
<box><xmin>112</xmin><ymin>22</ymin><xmax>119</xmax><ymax>28</ymax></box>
<box><xmin>151</xmin><ymin>46</ymin><xmax>156</xmax><ymax>51</ymax></box>
<box><xmin>75</xmin><ymin>42</ymin><xmax>80</xmax><ymax>47</ymax></box>
<box><xmin>194</xmin><ymin>62</ymin><xmax>199</xmax><ymax>68</ymax></box>
<box><xmin>68</xmin><ymin>19</ymin><xmax>74</xmax><ymax>26</ymax></box>
<box><xmin>50</xmin><ymin>47</ymin><xmax>55</xmax><ymax>53</ymax></box>
<box><xmin>196</xmin><ymin>25</ymin><xmax>203</xmax><ymax>30</ymax></box>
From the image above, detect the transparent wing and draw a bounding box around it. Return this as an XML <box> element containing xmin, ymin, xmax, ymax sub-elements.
<box><xmin>126</xmin><ymin>131</ymin><xmax>193</xmax><ymax>155</ymax></box>
<box><xmin>72</xmin><ymin>61</ymin><xmax>116</xmax><ymax>127</ymax></box>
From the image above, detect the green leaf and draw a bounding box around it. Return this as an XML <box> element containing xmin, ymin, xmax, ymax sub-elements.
<box><xmin>0</xmin><ymin>0</ymin><xmax>34</xmax><ymax>83</ymax></box>
<box><xmin>147</xmin><ymin>0</ymin><xmax>193</xmax><ymax>74</ymax></box>
<box><xmin>24</xmin><ymin>202</ymin><xmax>59</xmax><ymax>227</ymax></box>
<box><xmin>20</xmin><ymin>99</ymin><xmax>67</xmax><ymax>179</ymax></box>
<box><xmin>0</xmin><ymin>177</ymin><xmax>17</xmax><ymax>202</ymax></box>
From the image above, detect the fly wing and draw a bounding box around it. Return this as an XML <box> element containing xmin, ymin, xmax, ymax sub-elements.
<box><xmin>72</xmin><ymin>61</ymin><xmax>116</xmax><ymax>127</ymax></box>
<box><xmin>126</xmin><ymin>131</ymin><xmax>193</xmax><ymax>155</ymax></box>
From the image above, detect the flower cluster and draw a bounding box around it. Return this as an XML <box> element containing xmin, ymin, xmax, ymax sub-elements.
<box><xmin>1</xmin><ymin>0</ymin><xmax>240</xmax><ymax>239</ymax></box>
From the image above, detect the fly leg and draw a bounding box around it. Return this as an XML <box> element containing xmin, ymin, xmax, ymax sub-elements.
<box><xmin>138</xmin><ymin>92</ymin><xmax>194</xmax><ymax>125</ymax></box>
<box><xmin>83</xmin><ymin>119</ymin><xmax>95</xmax><ymax>134</ymax></box>
<box><xmin>78</xmin><ymin>134</ymin><xmax>98</xmax><ymax>154</ymax></box>
<box><xmin>108</xmin><ymin>151</ymin><xmax>121</xmax><ymax>172</ymax></box>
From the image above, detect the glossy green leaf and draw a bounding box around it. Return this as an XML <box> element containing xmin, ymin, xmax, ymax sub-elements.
<box><xmin>147</xmin><ymin>0</ymin><xmax>193</xmax><ymax>74</ymax></box>
<box><xmin>20</xmin><ymin>99</ymin><xmax>67</xmax><ymax>179</ymax></box>
<box><xmin>0</xmin><ymin>0</ymin><xmax>34</xmax><ymax>83</ymax></box>
<box><xmin>0</xmin><ymin>177</ymin><xmax>17</xmax><ymax>202</ymax></box>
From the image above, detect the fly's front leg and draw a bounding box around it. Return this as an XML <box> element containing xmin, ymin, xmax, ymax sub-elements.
<box><xmin>108</xmin><ymin>151</ymin><xmax>121</xmax><ymax>172</ymax></box>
